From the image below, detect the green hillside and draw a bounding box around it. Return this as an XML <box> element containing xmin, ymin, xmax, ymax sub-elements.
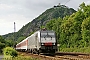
<box><xmin>3</xmin><ymin>4</ymin><xmax>76</xmax><ymax>44</ymax></box>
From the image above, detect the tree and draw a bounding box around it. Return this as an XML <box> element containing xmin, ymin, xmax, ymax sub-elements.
<box><xmin>46</xmin><ymin>19</ymin><xmax>56</xmax><ymax>30</ymax></box>
<box><xmin>0</xmin><ymin>42</ymin><xmax>5</xmax><ymax>53</ymax></box>
<box><xmin>46</xmin><ymin>18</ymin><xmax>62</xmax><ymax>44</ymax></box>
<box><xmin>0</xmin><ymin>35</ymin><xmax>5</xmax><ymax>43</ymax></box>
<box><xmin>45</xmin><ymin>2</ymin><xmax>90</xmax><ymax>48</ymax></box>
<box><xmin>59</xmin><ymin>2</ymin><xmax>89</xmax><ymax>48</ymax></box>
<box><xmin>81</xmin><ymin>17</ymin><xmax>90</xmax><ymax>47</ymax></box>
<box><xmin>0</xmin><ymin>36</ymin><xmax>5</xmax><ymax>53</ymax></box>
<box><xmin>5</xmin><ymin>40</ymin><xmax>13</xmax><ymax>47</ymax></box>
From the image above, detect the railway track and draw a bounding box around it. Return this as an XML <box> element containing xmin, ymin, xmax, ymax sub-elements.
<box><xmin>19</xmin><ymin>52</ymin><xmax>90</xmax><ymax>60</ymax></box>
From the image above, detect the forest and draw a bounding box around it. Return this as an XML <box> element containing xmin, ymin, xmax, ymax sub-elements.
<box><xmin>0</xmin><ymin>35</ymin><xmax>13</xmax><ymax>53</ymax></box>
<box><xmin>45</xmin><ymin>3</ymin><xmax>90</xmax><ymax>52</ymax></box>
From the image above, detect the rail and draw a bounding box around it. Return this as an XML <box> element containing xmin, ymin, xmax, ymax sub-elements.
<box><xmin>19</xmin><ymin>52</ymin><xmax>90</xmax><ymax>60</ymax></box>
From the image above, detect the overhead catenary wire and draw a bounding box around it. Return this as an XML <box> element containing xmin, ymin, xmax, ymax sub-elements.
<box><xmin>64</xmin><ymin>0</ymin><xmax>71</xmax><ymax>5</ymax></box>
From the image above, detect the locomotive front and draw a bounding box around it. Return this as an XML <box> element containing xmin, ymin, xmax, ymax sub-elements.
<box><xmin>40</xmin><ymin>31</ymin><xmax>57</xmax><ymax>53</ymax></box>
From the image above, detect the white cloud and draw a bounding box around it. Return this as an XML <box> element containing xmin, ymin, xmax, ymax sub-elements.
<box><xmin>0</xmin><ymin>4</ymin><xmax>13</xmax><ymax>10</ymax></box>
<box><xmin>85</xmin><ymin>1</ymin><xmax>90</xmax><ymax>5</ymax></box>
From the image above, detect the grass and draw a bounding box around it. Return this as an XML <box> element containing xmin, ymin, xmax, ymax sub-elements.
<box><xmin>3</xmin><ymin>55</ymin><xmax>39</xmax><ymax>60</ymax></box>
<box><xmin>59</xmin><ymin>47</ymin><xmax>90</xmax><ymax>53</ymax></box>
<box><xmin>3</xmin><ymin>47</ymin><xmax>90</xmax><ymax>60</ymax></box>
<box><xmin>3</xmin><ymin>52</ymin><xmax>39</xmax><ymax>60</ymax></box>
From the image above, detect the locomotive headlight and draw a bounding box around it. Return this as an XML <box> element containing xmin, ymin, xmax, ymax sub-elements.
<box><xmin>41</xmin><ymin>43</ymin><xmax>44</xmax><ymax>45</ymax></box>
<box><xmin>53</xmin><ymin>43</ymin><xmax>55</xmax><ymax>45</ymax></box>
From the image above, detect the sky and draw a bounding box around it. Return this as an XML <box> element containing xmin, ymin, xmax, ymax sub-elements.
<box><xmin>0</xmin><ymin>0</ymin><xmax>90</xmax><ymax>35</ymax></box>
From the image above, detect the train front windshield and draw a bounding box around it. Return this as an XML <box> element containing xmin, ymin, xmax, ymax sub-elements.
<box><xmin>40</xmin><ymin>31</ymin><xmax>56</xmax><ymax>43</ymax></box>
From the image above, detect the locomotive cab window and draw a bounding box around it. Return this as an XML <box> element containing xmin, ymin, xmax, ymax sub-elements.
<box><xmin>41</xmin><ymin>32</ymin><xmax>55</xmax><ymax>37</ymax></box>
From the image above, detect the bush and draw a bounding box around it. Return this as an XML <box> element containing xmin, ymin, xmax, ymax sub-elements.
<box><xmin>3</xmin><ymin>47</ymin><xmax>18</xmax><ymax>57</ymax></box>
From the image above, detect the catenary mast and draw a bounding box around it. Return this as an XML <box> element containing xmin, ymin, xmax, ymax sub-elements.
<box><xmin>13</xmin><ymin>22</ymin><xmax>16</xmax><ymax>48</ymax></box>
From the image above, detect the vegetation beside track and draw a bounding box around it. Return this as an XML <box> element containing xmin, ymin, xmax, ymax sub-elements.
<box><xmin>3</xmin><ymin>47</ymin><xmax>39</xmax><ymax>60</ymax></box>
<box><xmin>59</xmin><ymin>47</ymin><xmax>90</xmax><ymax>53</ymax></box>
<box><xmin>3</xmin><ymin>56</ymin><xmax>38</xmax><ymax>60</ymax></box>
